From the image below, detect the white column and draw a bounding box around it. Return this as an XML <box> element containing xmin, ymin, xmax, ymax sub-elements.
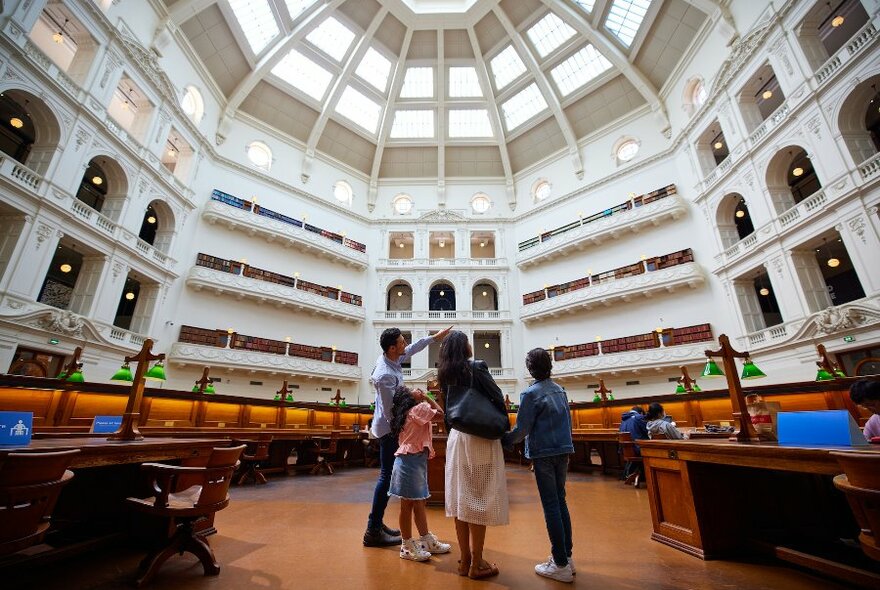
<box><xmin>788</xmin><ymin>250</ymin><xmax>832</xmax><ymax>314</ymax></box>
<box><xmin>90</xmin><ymin>258</ymin><xmax>128</xmax><ymax>323</ymax></box>
<box><xmin>837</xmin><ymin>215</ymin><xmax>880</xmax><ymax>296</ymax></box>
<box><xmin>409</xmin><ymin>329</ymin><xmax>429</xmax><ymax>372</ymax></box>
<box><xmin>0</xmin><ymin>215</ymin><xmax>29</xmax><ymax>290</ymax></box>
<box><xmin>3</xmin><ymin>220</ymin><xmax>61</xmax><ymax>299</ymax></box>
<box><xmin>68</xmin><ymin>255</ymin><xmax>107</xmax><ymax>317</ymax></box>
<box><xmin>501</xmin><ymin>326</ymin><xmax>512</xmax><ymax>371</ymax></box>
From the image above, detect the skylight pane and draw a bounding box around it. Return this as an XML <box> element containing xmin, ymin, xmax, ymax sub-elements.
<box><xmin>271</xmin><ymin>49</ymin><xmax>333</xmax><ymax>101</ymax></box>
<box><xmin>448</xmin><ymin>67</ymin><xmax>482</xmax><ymax>97</ymax></box>
<box><xmin>284</xmin><ymin>0</ymin><xmax>318</xmax><ymax>18</ymax></box>
<box><xmin>400</xmin><ymin>67</ymin><xmax>434</xmax><ymax>98</ymax></box>
<box><xmin>550</xmin><ymin>45</ymin><xmax>612</xmax><ymax>96</ymax></box>
<box><xmin>605</xmin><ymin>0</ymin><xmax>652</xmax><ymax>47</ymax></box>
<box><xmin>390</xmin><ymin>110</ymin><xmax>435</xmax><ymax>138</ymax></box>
<box><xmin>490</xmin><ymin>45</ymin><xmax>526</xmax><ymax>90</ymax></box>
<box><xmin>335</xmin><ymin>86</ymin><xmax>381</xmax><ymax>133</ymax></box>
<box><xmin>355</xmin><ymin>48</ymin><xmax>392</xmax><ymax>92</ymax></box>
<box><xmin>306</xmin><ymin>16</ymin><xmax>355</xmax><ymax>62</ymax></box>
<box><xmin>575</xmin><ymin>0</ymin><xmax>596</xmax><ymax>12</ymax></box>
<box><xmin>501</xmin><ymin>83</ymin><xmax>548</xmax><ymax>130</ymax></box>
<box><xmin>526</xmin><ymin>12</ymin><xmax>576</xmax><ymax>58</ymax></box>
<box><xmin>449</xmin><ymin>109</ymin><xmax>493</xmax><ymax>138</ymax></box>
<box><xmin>229</xmin><ymin>0</ymin><xmax>280</xmax><ymax>54</ymax></box>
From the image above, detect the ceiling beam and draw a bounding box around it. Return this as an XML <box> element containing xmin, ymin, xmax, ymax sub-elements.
<box><xmin>168</xmin><ymin>0</ymin><xmax>218</xmax><ymax>26</ymax></box>
<box><xmin>493</xmin><ymin>6</ymin><xmax>584</xmax><ymax>179</ymax></box>
<box><xmin>679</xmin><ymin>0</ymin><xmax>739</xmax><ymax>44</ymax></box>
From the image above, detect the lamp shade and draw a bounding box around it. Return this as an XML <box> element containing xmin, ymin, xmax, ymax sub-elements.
<box><xmin>56</xmin><ymin>371</ymin><xmax>67</xmax><ymax>380</ymax></box>
<box><xmin>692</xmin><ymin>384</ymin><xmax>702</xmax><ymax>393</ymax></box>
<box><xmin>204</xmin><ymin>383</ymin><xmax>216</xmax><ymax>394</ymax></box>
<box><xmin>369</xmin><ymin>402</ymin><xmax>375</xmax><ymax>411</ymax></box>
<box><xmin>144</xmin><ymin>361</ymin><xmax>166</xmax><ymax>381</ymax></box>
<box><xmin>675</xmin><ymin>383</ymin><xmax>686</xmax><ymax>394</ymax></box>
<box><xmin>608</xmin><ymin>394</ymin><xmax>615</xmax><ymax>401</ymax></box>
<box><xmin>110</xmin><ymin>363</ymin><xmax>133</xmax><ymax>382</ymax></box>
<box><xmin>592</xmin><ymin>393</ymin><xmax>601</xmax><ymax>402</ymax></box>
<box><xmin>339</xmin><ymin>400</ymin><xmax>347</xmax><ymax>407</ymax></box>
<box><xmin>702</xmin><ymin>359</ymin><xmax>724</xmax><ymax>378</ymax></box>
<box><xmin>815</xmin><ymin>368</ymin><xmax>834</xmax><ymax>381</ymax></box>
<box><xmin>286</xmin><ymin>393</ymin><xmax>294</xmax><ymax>402</ymax></box>
<box><xmin>833</xmin><ymin>369</ymin><xmax>847</xmax><ymax>378</ymax></box>
<box><xmin>740</xmin><ymin>359</ymin><xmax>766</xmax><ymax>380</ymax></box>
<box><xmin>66</xmin><ymin>369</ymin><xmax>85</xmax><ymax>383</ymax></box>
<box><xmin>192</xmin><ymin>385</ymin><xmax>201</xmax><ymax>393</ymax></box>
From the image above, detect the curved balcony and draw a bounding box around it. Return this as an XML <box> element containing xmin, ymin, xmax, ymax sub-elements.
<box><xmin>202</xmin><ymin>198</ymin><xmax>368</xmax><ymax>270</ymax></box>
<box><xmin>402</xmin><ymin>366</ymin><xmax>517</xmax><ymax>384</ymax></box>
<box><xmin>552</xmin><ymin>343</ymin><xmax>708</xmax><ymax>378</ymax></box>
<box><xmin>186</xmin><ymin>266</ymin><xmax>364</xmax><ymax>323</ymax></box>
<box><xmin>376</xmin><ymin>310</ymin><xmax>512</xmax><ymax>322</ymax></box>
<box><xmin>521</xmin><ymin>261</ymin><xmax>705</xmax><ymax>324</ymax></box>
<box><xmin>168</xmin><ymin>342</ymin><xmax>362</xmax><ymax>382</ymax></box>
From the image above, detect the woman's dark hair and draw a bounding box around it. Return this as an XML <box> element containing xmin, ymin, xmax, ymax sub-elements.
<box><xmin>437</xmin><ymin>330</ymin><xmax>471</xmax><ymax>388</ymax></box>
<box><xmin>380</xmin><ymin>328</ymin><xmax>402</xmax><ymax>353</ymax></box>
<box><xmin>850</xmin><ymin>379</ymin><xmax>880</xmax><ymax>404</ymax></box>
<box><xmin>631</xmin><ymin>406</ymin><xmax>645</xmax><ymax>415</ymax></box>
<box><xmin>646</xmin><ymin>402</ymin><xmax>664</xmax><ymax>421</ymax></box>
<box><xmin>526</xmin><ymin>348</ymin><xmax>552</xmax><ymax>381</ymax></box>
<box><xmin>390</xmin><ymin>385</ymin><xmax>418</xmax><ymax>438</ymax></box>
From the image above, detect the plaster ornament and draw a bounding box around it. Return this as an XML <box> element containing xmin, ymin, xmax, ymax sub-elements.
<box><xmin>39</xmin><ymin>310</ymin><xmax>85</xmax><ymax>337</ymax></box>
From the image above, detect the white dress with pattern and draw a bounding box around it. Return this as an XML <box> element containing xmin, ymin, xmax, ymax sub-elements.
<box><xmin>444</xmin><ymin>429</ymin><xmax>509</xmax><ymax>526</ymax></box>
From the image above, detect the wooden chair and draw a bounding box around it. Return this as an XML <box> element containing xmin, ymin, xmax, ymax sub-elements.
<box><xmin>651</xmin><ymin>431</ymin><xmax>669</xmax><ymax>440</ymax></box>
<box><xmin>618</xmin><ymin>432</ymin><xmax>644</xmax><ymax>487</ymax></box>
<box><xmin>310</xmin><ymin>433</ymin><xmax>339</xmax><ymax>475</ymax></box>
<box><xmin>0</xmin><ymin>449</ymin><xmax>79</xmax><ymax>556</ymax></box>
<box><xmin>126</xmin><ymin>445</ymin><xmax>246</xmax><ymax>587</ymax></box>
<box><xmin>233</xmin><ymin>435</ymin><xmax>272</xmax><ymax>485</ymax></box>
<box><xmin>831</xmin><ymin>451</ymin><xmax>880</xmax><ymax>562</ymax></box>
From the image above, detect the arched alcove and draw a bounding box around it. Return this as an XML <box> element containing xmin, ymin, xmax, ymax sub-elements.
<box><xmin>0</xmin><ymin>88</ymin><xmax>61</xmax><ymax>174</ymax></box>
<box><xmin>715</xmin><ymin>193</ymin><xmax>754</xmax><ymax>249</ymax></box>
<box><xmin>76</xmin><ymin>155</ymin><xmax>128</xmax><ymax>220</ymax></box>
<box><xmin>386</xmin><ymin>281</ymin><xmax>413</xmax><ymax>311</ymax></box>
<box><xmin>836</xmin><ymin>75</ymin><xmax>880</xmax><ymax>167</ymax></box>
<box><xmin>764</xmin><ymin>145</ymin><xmax>821</xmax><ymax>214</ymax></box>
<box><xmin>429</xmin><ymin>282</ymin><xmax>455</xmax><ymax>311</ymax></box>
<box><xmin>138</xmin><ymin>199</ymin><xmax>176</xmax><ymax>253</ymax></box>
<box><xmin>472</xmin><ymin>281</ymin><xmax>499</xmax><ymax>311</ymax></box>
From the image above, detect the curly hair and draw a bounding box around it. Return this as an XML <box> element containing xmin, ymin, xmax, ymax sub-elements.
<box><xmin>437</xmin><ymin>330</ymin><xmax>471</xmax><ymax>388</ymax></box>
<box><xmin>526</xmin><ymin>348</ymin><xmax>552</xmax><ymax>381</ymax></box>
<box><xmin>390</xmin><ymin>385</ymin><xmax>418</xmax><ymax>439</ymax></box>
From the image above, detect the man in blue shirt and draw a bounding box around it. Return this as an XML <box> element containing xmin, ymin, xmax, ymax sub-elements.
<box><xmin>364</xmin><ymin>325</ymin><xmax>452</xmax><ymax>547</ymax></box>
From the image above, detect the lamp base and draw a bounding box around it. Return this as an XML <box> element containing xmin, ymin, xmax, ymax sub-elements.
<box><xmin>107</xmin><ymin>412</ymin><xmax>144</xmax><ymax>441</ymax></box>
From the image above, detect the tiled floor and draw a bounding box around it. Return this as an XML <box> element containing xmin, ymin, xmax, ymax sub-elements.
<box><xmin>6</xmin><ymin>465</ymin><xmax>854</xmax><ymax>589</ymax></box>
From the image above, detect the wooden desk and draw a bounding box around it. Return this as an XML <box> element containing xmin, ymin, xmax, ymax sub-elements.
<box><xmin>571</xmin><ymin>429</ymin><xmax>624</xmax><ymax>474</ymax></box>
<box><xmin>0</xmin><ymin>437</ymin><xmax>226</xmax><ymax>468</ymax></box>
<box><xmin>641</xmin><ymin>439</ymin><xmax>880</xmax><ymax>588</ymax></box>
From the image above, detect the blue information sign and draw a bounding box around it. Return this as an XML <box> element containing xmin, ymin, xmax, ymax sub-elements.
<box><xmin>0</xmin><ymin>411</ymin><xmax>33</xmax><ymax>446</ymax></box>
<box><xmin>91</xmin><ymin>415</ymin><xmax>123</xmax><ymax>434</ymax></box>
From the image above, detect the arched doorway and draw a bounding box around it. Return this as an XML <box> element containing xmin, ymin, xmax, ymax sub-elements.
<box><xmin>0</xmin><ymin>89</ymin><xmax>61</xmax><ymax>174</ymax></box>
<box><xmin>765</xmin><ymin>146</ymin><xmax>821</xmax><ymax>214</ymax></box>
<box><xmin>715</xmin><ymin>193</ymin><xmax>754</xmax><ymax>249</ymax></box>
<box><xmin>429</xmin><ymin>282</ymin><xmax>455</xmax><ymax>311</ymax></box>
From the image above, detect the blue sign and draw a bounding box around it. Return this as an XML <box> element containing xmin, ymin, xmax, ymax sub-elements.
<box><xmin>91</xmin><ymin>415</ymin><xmax>123</xmax><ymax>434</ymax></box>
<box><xmin>0</xmin><ymin>411</ymin><xmax>33</xmax><ymax>446</ymax></box>
<box><xmin>777</xmin><ymin>410</ymin><xmax>868</xmax><ymax>447</ymax></box>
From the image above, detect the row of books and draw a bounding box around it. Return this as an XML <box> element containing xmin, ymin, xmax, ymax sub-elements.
<box><xmin>210</xmin><ymin>189</ymin><xmax>367</xmax><ymax>253</ymax></box>
<box><xmin>522</xmin><ymin>248</ymin><xmax>694</xmax><ymax>305</ymax></box>
<box><xmin>518</xmin><ymin>184</ymin><xmax>677</xmax><ymax>251</ymax></box>
<box><xmin>552</xmin><ymin>323</ymin><xmax>713</xmax><ymax>360</ymax></box>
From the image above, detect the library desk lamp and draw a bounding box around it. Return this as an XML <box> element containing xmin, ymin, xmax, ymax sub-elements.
<box><xmin>815</xmin><ymin>343</ymin><xmax>847</xmax><ymax>381</ymax></box>
<box><xmin>107</xmin><ymin>339</ymin><xmax>166</xmax><ymax>441</ymax></box>
<box><xmin>675</xmin><ymin>366</ymin><xmax>701</xmax><ymax>394</ymax></box>
<box><xmin>593</xmin><ymin>379</ymin><xmax>612</xmax><ymax>402</ymax></box>
<box><xmin>275</xmin><ymin>380</ymin><xmax>294</xmax><ymax>402</ymax></box>
<box><xmin>110</xmin><ymin>362</ymin><xmax>134</xmax><ymax>382</ymax></box>
<box><xmin>57</xmin><ymin>346</ymin><xmax>85</xmax><ymax>381</ymax></box>
<box><xmin>192</xmin><ymin>367</ymin><xmax>215</xmax><ymax>394</ymax></box>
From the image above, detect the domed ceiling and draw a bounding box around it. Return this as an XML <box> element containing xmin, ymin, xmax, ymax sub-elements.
<box><xmin>166</xmin><ymin>0</ymin><xmax>710</xmax><ymax>188</ymax></box>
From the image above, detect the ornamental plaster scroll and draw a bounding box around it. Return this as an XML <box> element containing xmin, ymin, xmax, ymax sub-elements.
<box><xmin>117</xmin><ymin>34</ymin><xmax>180</xmax><ymax>105</ymax></box>
<box><xmin>186</xmin><ymin>266</ymin><xmax>366</xmax><ymax>322</ymax></box>
<box><xmin>848</xmin><ymin>215</ymin><xmax>867</xmax><ymax>244</ymax></box>
<box><xmin>516</xmin><ymin>195</ymin><xmax>688</xmax><ymax>267</ymax></box>
<box><xmin>35</xmin><ymin>223</ymin><xmax>54</xmax><ymax>249</ymax></box>
<box><xmin>74</xmin><ymin>128</ymin><xmax>91</xmax><ymax>152</ymax></box>
<box><xmin>168</xmin><ymin>343</ymin><xmax>362</xmax><ymax>381</ymax></box>
<box><xmin>790</xmin><ymin>297</ymin><xmax>880</xmax><ymax>342</ymax></box>
<box><xmin>99</xmin><ymin>50</ymin><xmax>123</xmax><ymax>90</ymax></box>
<box><xmin>553</xmin><ymin>344</ymin><xmax>708</xmax><ymax>376</ymax></box>
<box><xmin>418</xmin><ymin>209</ymin><xmax>468</xmax><ymax>223</ymax></box>
<box><xmin>520</xmin><ymin>263</ymin><xmax>705</xmax><ymax>322</ymax></box>
<box><xmin>201</xmin><ymin>202</ymin><xmax>368</xmax><ymax>269</ymax></box>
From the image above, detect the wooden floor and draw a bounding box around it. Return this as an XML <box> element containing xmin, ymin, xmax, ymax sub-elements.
<box><xmin>7</xmin><ymin>465</ymin><xmax>853</xmax><ymax>589</ymax></box>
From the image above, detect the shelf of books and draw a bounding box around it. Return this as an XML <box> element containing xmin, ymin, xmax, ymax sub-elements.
<box><xmin>203</xmin><ymin>190</ymin><xmax>369</xmax><ymax>269</ymax></box>
<box><xmin>516</xmin><ymin>185</ymin><xmax>686</xmax><ymax>269</ymax></box>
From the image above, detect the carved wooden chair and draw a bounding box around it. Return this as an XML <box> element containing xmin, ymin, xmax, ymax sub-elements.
<box><xmin>618</xmin><ymin>432</ymin><xmax>644</xmax><ymax>487</ymax></box>
<box><xmin>310</xmin><ymin>433</ymin><xmax>339</xmax><ymax>475</ymax></box>
<box><xmin>233</xmin><ymin>435</ymin><xmax>272</xmax><ymax>485</ymax></box>
<box><xmin>831</xmin><ymin>451</ymin><xmax>880</xmax><ymax>562</ymax></box>
<box><xmin>0</xmin><ymin>449</ymin><xmax>79</xmax><ymax>556</ymax></box>
<box><xmin>126</xmin><ymin>445</ymin><xmax>246</xmax><ymax>587</ymax></box>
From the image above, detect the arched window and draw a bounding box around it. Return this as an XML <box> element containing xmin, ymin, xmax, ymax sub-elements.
<box><xmin>333</xmin><ymin>180</ymin><xmax>353</xmax><ymax>205</ymax></box>
<box><xmin>532</xmin><ymin>179</ymin><xmax>551</xmax><ymax>202</ymax></box>
<box><xmin>246</xmin><ymin>141</ymin><xmax>272</xmax><ymax>171</ymax></box>
<box><xmin>471</xmin><ymin>192</ymin><xmax>491</xmax><ymax>213</ymax></box>
<box><xmin>615</xmin><ymin>138</ymin><xmax>640</xmax><ymax>164</ymax></box>
<box><xmin>180</xmin><ymin>86</ymin><xmax>204</xmax><ymax>124</ymax></box>
<box><xmin>393</xmin><ymin>193</ymin><xmax>413</xmax><ymax>215</ymax></box>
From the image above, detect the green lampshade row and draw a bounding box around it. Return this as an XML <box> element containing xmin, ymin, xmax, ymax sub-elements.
<box><xmin>144</xmin><ymin>361</ymin><xmax>166</xmax><ymax>381</ymax></box>
<box><xmin>702</xmin><ymin>359</ymin><xmax>724</xmax><ymax>378</ymax></box>
<box><xmin>740</xmin><ymin>360</ymin><xmax>766</xmax><ymax>380</ymax></box>
<box><xmin>815</xmin><ymin>368</ymin><xmax>834</xmax><ymax>381</ymax></box>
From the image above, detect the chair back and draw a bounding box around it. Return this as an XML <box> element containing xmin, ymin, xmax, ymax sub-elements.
<box><xmin>831</xmin><ymin>451</ymin><xmax>880</xmax><ymax>562</ymax></box>
<box><xmin>196</xmin><ymin>445</ymin><xmax>245</xmax><ymax>510</ymax></box>
<box><xmin>618</xmin><ymin>432</ymin><xmax>641</xmax><ymax>461</ymax></box>
<box><xmin>0</xmin><ymin>449</ymin><xmax>79</xmax><ymax>554</ymax></box>
<box><xmin>243</xmin><ymin>435</ymin><xmax>272</xmax><ymax>461</ymax></box>
<box><xmin>651</xmin><ymin>431</ymin><xmax>669</xmax><ymax>440</ymax></box>
<box><xmin>317</xmin><ymin>433</ymin><xmax>339</xmax><ymax>454</ymax></box>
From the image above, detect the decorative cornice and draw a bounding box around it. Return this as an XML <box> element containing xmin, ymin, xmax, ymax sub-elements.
<box><xmin>168</xmin><ymin>343</ymin><xmax>362</xmax><ymax>381</ymax></box>
<box><xmin>552</xmin><ymin>344</ymin><xmax>708</xmax><ymax>377</ymax></box>
<box><xmin>520</xmin><ymin>262</ymin><xmax>706</xmax><ymax>323</ymax></box>
<box><xmin>186</xmin><ymin>266</ymin><xmax>365</xmax><ymax>322</ymax></box>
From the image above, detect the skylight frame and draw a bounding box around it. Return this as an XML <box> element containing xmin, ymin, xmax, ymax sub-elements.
<box><xmin>604</xmin><ymin>0</ymin><xmax>652</xmax><ymax>47</ymax></box>
<box><xmin>448</xmin><ymin>109</ymin><xmax>494</xmax><ymax>138</ymax></box>
<box><xmin>284</xmin><ymin>0</ymin><xmax>319</xmax><ymax>19</ymax></box>
<box><xmin>270</xmin><ymin>48</ymin><xmax>334</xmax><ymax>102</ymax></box>
<box><xmin>550</xmin><ymin>44</ymin><xmax>613</xmax><ymax>97</ymax></box>
<box><xmin>526</xmin><ymin>12</ymin><xmax>577</xmax><ymax>59</ymax></box>
<box><xmin>501</xmin><ymin>83</ymin><xmax>548</xmax><ymax>131</ymax></box>
<box><xmin>305</xmin><ymin>16</ymin><xmax>356</xmax><ymax>62</ymax></box>
<box><xmin>490</xmin><ymin>45</ymin><xmax>527</xmax><ymax>91</ymax></box>
<box><xmin>228</xmin><ymin>0</ymin><xmax>280</xmax><ymax>55</ymax></box>
<box><xmin>399</xmin><ymin>67</ymin><xmax>435</xmax><ymax>99</ymax></box>
<box><xmin>390</xmin><ymin>109</ymin><xmax>436</xmax><ymax>139</ymax></box>
<box><xmin>355</xmin><ymin>47</ymin><xmax>393</xmax><ymax>93</ymax></box>
<box><xmin>334</xmin><ymin>85</ymin><xmax>382</xmax><ymax>134</ymax></box>
<box><xmin>448</xmin><ymin>66</ymin><xmax>483</xmax><ymax>98</ymax></box>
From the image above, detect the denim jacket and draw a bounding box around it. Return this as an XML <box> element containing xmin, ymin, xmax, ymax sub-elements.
<box><xmin>502</xmin><ymin>378</ymin><xmax>573</xmax><ymax>459</ymax></box>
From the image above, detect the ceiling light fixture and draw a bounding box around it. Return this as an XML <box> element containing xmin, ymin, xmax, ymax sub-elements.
<box><xmin>759</xmin><ymin>287</ymin><xmax>770</xmax><ymax>296</ymax></box>
<box><xmin>9</xmin><ymin>117</ymin><xmax>23</xmax><ymax>129</ymax></box>
<box><xmin>762</xmin><ymin>89</ymin><xmax>773</xmax><ymax>100</ymax></box>
<box><xmin>735</xmin><ymin>209</ymin><xmax>745</xmax><ymax>218</ymax></box>
<box><xmin>52</xmin><ymin>18</ymin><xmax>69</xmax><ymax>44</ymax></box>
<box><xmin>147</xmin><ymin>215</ymin><xmax>156</xmax><ymax>224</ymax></box>
<box><xmin>832</xmin><ymin>15</ymin><xmax>844</xmax><ymax>27</ymax></box>
<box><xmin>792</xmin><ymin>166</ymin><xmax>804</xmax><ymax>177</ymax></box>
<box><xmin>60</xmin><ymin>263</ymin><xmax>72</xmax><ymax>273</ymax></box>
<box><xmin>398</xmin><ymin>242</ymin><xmax>404</xmax><ymax>248</ymax></box>
<box><xmin>714</xmin><ymin>140</ymin><xmax>723</xmax><ymax>150</ymax></box>
<box><xmin>439</xmin><ymin>290</ymin><xmax>445</xmax><ymax>297</ymax></box>
<box><xmin>484</xmin><ymin>342</ymin><xmax>490</xmax><ymax>349</ymax></box>
<box><xmin>482</xmin><ymin>290</ymin><xmax>488</xmax><ymax>297</ymax></box>
<box><xmin>92</xmin><ymin>176</ymin><xmax>103</xmax><ymax>185</ymax></box>
<box><xmin>480</xmin><ymin>241</ymin><xmax>485</xmax><ymax>247</ymax></box>
<box><xmin>822</xmin><ymin>237</ymin><xmax>840</xmax><ymax>268</ymax></box>
<box><xmin>438</xmin><ymin>240</ymin><xmax>445</xmax><ymax>248</ymax></box>
<box><xmin>125</xmin><ymin>291</ymin><xmax>135</xmax><ymax>300</ymax></box>
<box><xmin>397</xmin><ymin>291</ymin><xmax>402</xmax><ymax>297</ymax></box>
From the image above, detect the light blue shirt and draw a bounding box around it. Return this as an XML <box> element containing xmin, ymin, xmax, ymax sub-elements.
<box><xmin>370</xmin><ymin>336</ymin><xmax>434</xmax><ymax>438</ymax></box>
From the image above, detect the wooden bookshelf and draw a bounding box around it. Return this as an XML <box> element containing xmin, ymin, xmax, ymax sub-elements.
<box><xmin>553</xmin><ymin>323</ymin><xmax>713</xmax><ymax>360</ymax></box>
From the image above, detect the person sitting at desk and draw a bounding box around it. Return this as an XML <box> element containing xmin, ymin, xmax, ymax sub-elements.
<box><xmin>849</xmin><ymin>379</ymin><xmax>880</xmax><ymax>440</ymax></box>
<box><xmin>646</xmin><ymin>402</ymin><xmax>684</xmax><ymax>440</ymax></box>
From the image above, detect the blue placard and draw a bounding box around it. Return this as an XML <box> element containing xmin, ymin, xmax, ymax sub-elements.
<box><xmin>0</xmin><ymin>411</ymin><xmax>33</xmax><ymax>446</ymax></box>
<box><xmin>91</xmin><ymin>415</ymin><xmax>123</xmax><ymax>434</ymax></box>
<box><xmin>777</xmin><ymin>410</ymin><xmax>868</xmax><ymax>447</ymax></box>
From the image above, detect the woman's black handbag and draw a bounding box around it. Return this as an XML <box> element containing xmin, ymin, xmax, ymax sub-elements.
<box><xmin>445</xmin><ymin>362</ymin><xmax>509</xmax><ymax>440</ymax></box>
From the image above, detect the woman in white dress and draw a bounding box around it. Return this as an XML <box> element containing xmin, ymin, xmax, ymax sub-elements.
<box><xmin>438</xmin><ymin>330</ymin><xmax>509</xmax><ymax>580</ymax></box>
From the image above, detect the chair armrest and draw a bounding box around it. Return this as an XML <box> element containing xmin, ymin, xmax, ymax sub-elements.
<box><xmin>139</xmin><ymin>462</ymin><xmax>240</xmax><ymax>506</ymax></box>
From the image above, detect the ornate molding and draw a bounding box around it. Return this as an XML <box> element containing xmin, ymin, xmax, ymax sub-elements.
<box><xmin>553</xmin><ymin>344</ymin><xmax>708</xmax><ymax>377</ymax></box>
<box><xmin>417</xmin><ymin>208</ymin><xmax>468</xmax><ymax>223</ymax></box>
<box><xmin>847</xmin><ymin>215</ymin><xmax>867</xmax><ymax>244</ymax></box>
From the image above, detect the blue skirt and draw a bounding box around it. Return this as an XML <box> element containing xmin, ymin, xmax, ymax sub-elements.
<box><xmin>389</xmin><ymin>450</ymin><xmax>430</xmax><ymax>500</ymax></box>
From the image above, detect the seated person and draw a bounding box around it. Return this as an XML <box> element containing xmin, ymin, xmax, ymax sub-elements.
<box><xmin>619</xmin><ymin>406</ymin><xmax>648</xmax><ymax>484</ymax></box>
<box><xmin>850</xmin><ymin>379</ymin><xmax>880</xmax><ymax>441</ymax></box>
<box><xmin>646</xmin><ymin>402</ymin><xmax>684</xmax><ymax>440</ymax></box>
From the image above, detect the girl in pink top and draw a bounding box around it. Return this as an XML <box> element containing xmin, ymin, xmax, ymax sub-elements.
<box><xmin>389</xmin><ymin>385</ymin><xmax>451</xmax><ymax>561</ymax></box>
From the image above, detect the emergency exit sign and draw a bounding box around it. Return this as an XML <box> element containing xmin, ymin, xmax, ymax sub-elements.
<box><xmin>843</xmin><ymin>335</ymin><xmax>855</xmax><ymax>343</ymax></box>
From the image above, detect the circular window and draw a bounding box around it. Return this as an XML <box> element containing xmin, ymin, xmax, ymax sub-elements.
<box><xmin>534</xmin><ymin>180</ymin><xmax>551</xmax><ymax>201</ymax></box>
<box><xmin>616</xmin><ymin>140</ymin><xmax>639</xmax><ymax>162</ymax></box>
<box><xmin>333</xmin><ymin>181</ymin><xmax>353</xmax><ymax>204</ymax></box>
<box><xmin>246</xmin><ymin>141</ymin><xmax>272</xmax><ymax>171</ymax></box>
<box><xmin>393</xmin><ymin>194</ymin><xmax>413</xmax><ymax>215</ymax></box>
<box><xmin>181</xmin><ymin>86</ymin><xmax>204</xmax><ymax>123</ymax></box>
<box><xmin>472</xmin><ymin>193</ymin><xmax>491</xmax><ymax>213</ymax></box>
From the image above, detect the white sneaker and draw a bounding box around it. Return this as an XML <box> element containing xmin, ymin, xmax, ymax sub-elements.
<box><xmin>420</xmin><ymin>532</ymin><xmax>451</xmax><ymax>554</ymax></box>
<box><xmin>400</xmin><ymin>538</ymin><xmax>431</xmax><ymax>561</ymax></box>
<box><xmin>535</xmin><ymin>558</ymin><xmax>574</xmax><ymax>583</ymax></box>
<box><xmin>546</xmin><ymin>555</ymin><xmax>575</xmax><ymax>575</ymax></box>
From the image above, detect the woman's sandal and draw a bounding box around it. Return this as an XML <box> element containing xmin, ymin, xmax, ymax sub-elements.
<box><xmin>468</xmin><ymin>562</ymin><xmax>500</xmax><ymax>580</ymax></box>
<box><xmin>457</xmin><ymin>559</ymin><xmax>471</xmax><ymax>576</ymax></box>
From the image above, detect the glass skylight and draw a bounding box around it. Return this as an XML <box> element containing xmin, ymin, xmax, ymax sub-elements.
<box><xmin>335</xmin><ymin>86</ymin><xmax>381</xmax><ymax>133</ymax></box>
<box><xmin>284</xmin><ymin>0</ymin><xmax>318</xmax><ymax>18</ymax></box>
<box><xmin>490</xmin><ymin>45</ymin><xmax>527</xmax><ymax>90</ymax></box>
<box><xmin>575</xmin><ymin>0</ymin><xmax>596</xmax><ymax>12</ymax></box>
<box><xmin>448</xmin><ymin>67</ymin><xmax>482</xmax><ymax>97</ymax></box>
<box><xmin>605</xmin><ymin>0</ymin><xmax>652</xmax><ymax>47</ymax></box>
<box><xmin>550</xmin><ymin>44</ymin><xmax>612</xmax><ymax>96</ymax></box>
<box><xmin>355</xmin><ymin>48</ymin><xmax>392</xmax><ymax>92</ymax></box>
<box><xmin>390</xmin><ymin>110</ymin><xmax>435</xmax><ymax>138</ymax></box>
<box><xmin>501</xmin><ymin>84</ymin><xmax>548</xmax><ymax>130</ymax></box>
<box><xmin>271</xmin><ymin>49</ymin><xmax>333</xmax><ymax>101</ymax></box>
<box><xmin>526</xmin><ymin>12</ymin><xmax>576</xmax><ymax>58</ymax></box>
<box><xmin>306</xmin><ymin>16</ymin><xmax>355</xmax><ymax>62</ymax></box>
<box><xmin>448</xmin><ymin>109</ymin><xmax>493</xmax><ymax>138</ymax></box>
<box><xmin>228</xmin><ymin>0</ymin><xmax>280</xmax><ymax>54</ymax></box>
<box><xmin>400</xmin><ymin>67</ymin><xmax>434</xmax><ymax>98</ymax></box>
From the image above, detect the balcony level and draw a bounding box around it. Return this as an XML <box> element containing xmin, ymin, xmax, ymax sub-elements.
<box><xmin>516</xmin><ymin>184</ymin><xmax>682</xmax><ymax>269</ymax></box>
<box><xmin>376</xmin><ymin>310</ymin><xmax>512</xmax><ymax>322</ymax></box>
<box><xmin>402</xmin><ymin>366</ymin><xmax>517</xmax><ymax>386</ymax></box>
<box><xmin>376</xmin><ymin>257</ymin><xmax>509</xmax><ymax>268</ymax></box>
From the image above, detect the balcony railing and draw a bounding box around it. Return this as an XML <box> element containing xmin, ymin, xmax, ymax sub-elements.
<box><xmin>401</xmin><ymin>367</ymin><xmax>515</xmax><ymax>381</ymax></box>
<box><xmin>815</xmin><ymin>20</ymin><xmax>877</xmax><ymax>86</ymax></box>
<box><xmin>377</xmin><ymin>310</ymin><xmax>512</xmax><ymax>321</ymax></box>
<box><xmin>378</xmin><ymin>257</ymin><xmax>508</xmax><ymax>267</ymax></box>
<box><xmin>0</xmin><ymin>155</ymin><xmax>43</xmax><ymax>193</ymax></box>
<box><xmin>747</xmin><ymin>101</ymin><xmax>791</xmax><ymax>147</ymax></box>
<box><xmin>858</xmin><ymin>152</ymin><xmax>880</xmax><ymax>181</ymax></box>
